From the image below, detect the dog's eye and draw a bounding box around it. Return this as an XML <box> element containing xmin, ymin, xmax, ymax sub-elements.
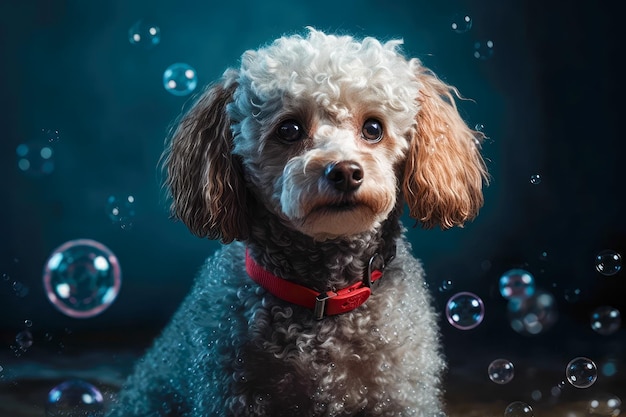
<box><xmin>276</xmin><ymin>120</ymin><xmax>304</xmax><ymax>142</ymax></box>
<box><xmin>362</xmin><ymin>119</ymin><xmax>383</xmax><ymax>143</ymax></box>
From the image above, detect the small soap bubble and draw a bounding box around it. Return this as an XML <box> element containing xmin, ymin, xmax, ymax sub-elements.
<box><xmin>566</xmin><ymin>357</ymin><xmax>598</xmax><ymax>388</ymax></box>
<box><xmin>106</xmin><ymin>195</ymin><xmax>136</xmax><ymax>230</ymax></box>
<box><xmin>16</xmin><ymin>141</ymin><xmax>55</xmax><ymax>176</ymax></box>
<box><xmin>473</xmin><ymin>39</ymin><xmax>495</xmax><ymax>60</ymax></box>
<box><xmin>601</xmin><ymin>359</ymin><xmax>618</xmax><ymax>377</ymax></box>
<box><xmin>43</xmin><ymin>239</ymin><xmax>122</xmax><ymax>318</ymax></box>
<box><xmin>128</xmin><ymin>20</ymin><xmax>160</xmax><ymax>48</ymax></box>
<box><xmin>488</xmin><ymin>358</ymin><xmax>515</xmax><ymax>384</ymax></box>
<box><xmin>595</xmin><ymin>250</ymin><xmax>622</xmax><ymax>276</ymax></box>
<box><xmin>163</xmin><ymin>63</ymin><xmax>198</xmax><ymax>96</ymax></box>
<box><xmin>438</xmin><ymin>279</ymin><xmax>454</xmax><ymax>292</ymax></box>
<box><xmin>564</xmin><ymin>287</ymin><xmax>582</xmax><ymax>303</ymax></box>
<box><xmin>499</xmin><ymin>269</ymin><xmax>535</xmax><ymax>300</ymax></box>
<box><xmin>507</xmin><ymin>290</ymin><xmax>558</xmax><ymax>336</ymax></box>
<box><xmin>12</xmin><ymin>281</ymin><xmax>29</xmax><ymax>297</ymax></box>
<box><xmin>504</xmin><ymin>401</ymin><xmax>533</xmax><ymax>416</ymax></box>
<box><xmin>588</xmin><ymin>393</ymin><xmax>622</xmax><ymax>416</ymax></box>
<box><xmin>591</xmin><ymin>306</ymin><xmax>621</xmax><ymax>336</ymax></box>
<box><xmin>530</xmin><ymin>174</ymin><xmax>541</xmax><ymax>184</ymax></box>
<box><xmin>24</xmin><ymin>319</ymin><xmax>33</xmax><ymax>327</ymax></box>
<box><xmin>530</xmin><ymin>390</ymin><xmax>542</xmax><ymax>401</ymax></box>
<box><xmin>450</xmin><ymin>13</ymin><xmax>473</xmax><ymax>34</ymax></box>
<box><xmin>45</xmin><ymin>379</ymin><xmax>104</xmax><ymax>417</ymax></box>
<box><xmin>42</xmin><ymin>128</ymin><xmax>61</xmax><ymax>143</ymax></box>
<box><xmin>445</xmin><ymin>291</ymin><xmax>485</xmax><ymax>330</ymax></box>
<box><xmin>15</xmin><ymin>330</ymin><xmax>33</xmax><ymax>350</ymax></box>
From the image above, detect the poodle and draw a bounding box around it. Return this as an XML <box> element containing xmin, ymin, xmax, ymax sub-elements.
<box><xmin>107</xmin><ymin>28</ymin><xmax>488</xmax><ymax>417</ymax></box>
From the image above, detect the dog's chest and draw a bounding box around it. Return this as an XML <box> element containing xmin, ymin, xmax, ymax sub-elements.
<box><xmin>228</xmin><ymin>280</ymin><xmax>414</xmax><ymax>413</ymax></box>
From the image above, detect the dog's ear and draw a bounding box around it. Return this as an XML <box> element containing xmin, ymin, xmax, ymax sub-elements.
<box><xmin>163</xmin><ymin>71</ymin><xmax>249</xmax><ymax>243</ymax></box>
<box><xmin>403</xmin><ymin>67</ymin><xmax>488</xmax><ymax>229</ymax></box>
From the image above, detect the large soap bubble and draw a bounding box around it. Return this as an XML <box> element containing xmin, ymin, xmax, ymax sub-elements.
<box><xmin>46</xmin><ymin>379</ymin><xmax>104</xmax><ymax>417</ymax></box>
<box><xmin>43</xmin><ymin>239</ymin><xmax>121</xmax><ymax>318</ymax></box>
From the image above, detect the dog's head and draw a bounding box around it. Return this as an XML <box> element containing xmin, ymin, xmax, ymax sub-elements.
<box><xmin>164</xmin><ymin>28</ymin><xmax>488</xmax><ymax>242</ymax></box>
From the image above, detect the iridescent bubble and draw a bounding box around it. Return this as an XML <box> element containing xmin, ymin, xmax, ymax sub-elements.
<box><xmin>451</xmin><ymin>13</ymin><xmax>473</xmax><ymax>34</ymax></box>
<box><xmin>163</xmin><ymin>63</ymin><xmax>198</xmax><ymax>96</ymax></box>
<box><xmin>507</xmin><ymin>290</ymin><xmax>558</xmax><ymax>336</ymax></box>
<box><xmin>16</xmin><ymin>128</ymin><xmax>61</xmax><ymax>177</ymax></box>
<box><xmin>15</xmin><ymin>330</ymin><xmax>33</xmax><ymax>350</ymax></box>
<box><xmin>473</xmin><ymin>39</ymin><xmax>495</xmax><ymax>60</ymax></box>
<box><xmin>564</xmin><ymin>287</ymin><xmax>582</xmax><ymax>303</ymax></box>
<box><xmin>488</xmin><ymin>358</ymin><xmax>515</xmax><ymax>384</ymax></box>
<box><xmin>45</xmin><ymin>379</ymin><xmax>104</xmax><ymax>417</ymax></box>
<box><xmin>445</xmin><ymin>291</ymin><xmax>485</xmax><ymax>330</ymax></box>
<box><xmin>601</xmin><ymin>358</ymin><xmax>618</xmax><ymax>377</ymax></box>
<box><xmin>499</xmin><ymin>269</ymin><xmax>535</xmax><ymax>300</ymax></box>
<box><xmin>504</xmin><ymin>401</ymin><xmax>533</xmax><ymax>416</ymax></box>
<box><xmin>12</xmin><ymin>280</ymin><xmax>29</xmax><ymax>297</ymax></box>
<box><xmin>438</xmin><ymin>279</ymin><xmax>454</xmax><ymax>292</ymax></box>
<box><xmin>591</xmin><ymin>306</ymin><xmax>621</xmax><ymax>336</ymax></box>
<box><xmin>595</xmin><ymin>250</ymin><xmax>622</xmax><ymax>276</ymax></box>
<box><xmin>128</xmin><ymin>20</ymin><xmax>160</xmax><ymax>48</ymax></box>
<box><xmin>43</xmin><ymin>239</ymin><xmax>122</xmax><ymax>318</ymax></box>
<box><xmin>588</xmin><ymin>392</ymin><xmax>622</xmax><ymax>416</ymax></box>
<box><xmin>530</xmin><ymin>174</ymin><xmax>541</xmax><ymax>185</ymax></box>
<box><xmin>566</xmin><ymin>357</ymin><xmax>598</xmax><ymax>388</ymax></box>
<box><xmin>106</xmin><ymin>195</ymin><xmax>136</xmax><ymax>230</ymax></box>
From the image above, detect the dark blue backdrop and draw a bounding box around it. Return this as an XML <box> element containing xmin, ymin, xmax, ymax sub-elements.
<box><xmin>1</xmin><ymin>0</ymin><xmax>624</xmax><ymax>360</ymax></box>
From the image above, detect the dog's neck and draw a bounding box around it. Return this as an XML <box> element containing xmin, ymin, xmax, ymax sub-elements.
<box><xmin>245</xmin><ymin>202</ymin><xmax>402</xmax><ymax>292</ymax></box>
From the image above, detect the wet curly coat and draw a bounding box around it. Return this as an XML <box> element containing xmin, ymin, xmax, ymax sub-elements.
<box><xmin>107</xmin><ymin>28</ymin><xmax>487</xmax><ymax>416</ymax></box>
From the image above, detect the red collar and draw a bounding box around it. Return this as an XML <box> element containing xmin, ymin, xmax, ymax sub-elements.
<box><xmin>245</xmin><ymin>248</ymin><xmax>387</xmax><ymax>320</ymax></box>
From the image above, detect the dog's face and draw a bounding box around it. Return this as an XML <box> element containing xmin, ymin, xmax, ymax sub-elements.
<box><xmin>164</xmin><ymin>29</ymin><xmax>488</xmax><ymax>243</ymax></box>
<box><xmin>227</xmin><ymin>33</ymin><xmax>421</xmax><ymax>239</ymax></box>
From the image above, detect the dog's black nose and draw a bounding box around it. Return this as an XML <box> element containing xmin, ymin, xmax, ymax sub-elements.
<box><xmin>324</xmin><ymin>161</ymin><xmax>364</xmax><ymax>192</ymax></box>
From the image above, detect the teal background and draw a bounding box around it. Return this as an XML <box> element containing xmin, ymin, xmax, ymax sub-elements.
<box><xmin>1</xmin><ymin>0</ymin><xmax>624</xmax><ymax>366</ymax></box>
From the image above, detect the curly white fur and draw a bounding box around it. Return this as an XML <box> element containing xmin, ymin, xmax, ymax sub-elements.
<box><xmin>107</xmin><ymin>27</ymin><xmax>487</xmax><ymax>417</ymax></box>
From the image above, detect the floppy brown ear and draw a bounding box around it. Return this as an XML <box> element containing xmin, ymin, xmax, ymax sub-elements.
<box><xmin>403</xmin><ymin>67</ymin><xmax>489</xmax><ymax>229</ymax></box>
<box><xmin>162</xmin><ymin>71</ymin><xmax>249</xmax><ymax>243</ymax></box>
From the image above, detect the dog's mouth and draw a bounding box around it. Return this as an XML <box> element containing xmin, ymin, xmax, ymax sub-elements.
<box><xmin>311</xmin><ymin>199</ymin><xmax>365</xmax><ymax>214</ymax></box>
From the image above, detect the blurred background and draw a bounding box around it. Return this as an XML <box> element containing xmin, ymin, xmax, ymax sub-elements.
<box><xmin>1</xmin><ymin>0</ymin><xmax>624</xmax><ymax>415</ymax></box>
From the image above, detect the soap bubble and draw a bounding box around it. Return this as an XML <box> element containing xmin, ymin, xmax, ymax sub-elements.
<box><xmin>473</xmin><ymin>40</ymin><xmax>494</xmax><ymax>60</ymax></box>
<box><xmin>499</xmin><ymin>269</ymin><xmax>535</xmax><ymax>300</ymax></box>
<box><xmin>507</xmin><ymin>290</ymin><xmax>558</xmax><ymax>335</ymax></box>
<box><xmin>451</xmin><ymin>13</ymin><xmax>472</xmax><ymax>34</ymax></box>
<box><xmin>128</xmin><ymin>20</ymin><xmax>160</xmax><ymax>48</ymax></box>
<box><xmin>106</xmin><ymin>194</ymin><xmax>136</xmax><ymax>230</ymax></box>
<box><xmin>588</xmin><ymin>393</ymin><xmax>622</xmax><ymax>416</ymax></box>
<box><xmin>488</xmin><ymin>358</ymin><xmax>515</xmax><ymax>384</ymax></box>
<box><xmin>438</xmin><ymin>279</ymin><xmax>454</xmax><ymax>292</ymax></box>
<box><xmin>563</xmin><ymin>287</ymin><xmax>582</xmax><ymax>303</ymax></box>
<box><xmin>590</xmin><ymin>306</ymin><xmax>621</xmax><ymax>336</ymax></box>
<box><xmin>163</xmin><ymin>63</ymin><xmax>198</xmax><ymax>96</ymax></box>
<box><xmin>45</xmin><ymin>379</ymin><xmax>104</xmax><ymax>417</ymax></box>
<box><xmin>16</xmin><ymin>128</ymin><xmax>61</xmax><ymax>177</ymax></box>
<box><xmin>15</xmin><ymin>330</ymin><xmax>33</xmax><ymax>350</ymax></box>
<box><xmin>445</xmin><ymin>291</ymin><xmax>485</xmax><ymax>330</ymax></box>
<box><xmin>595</xmin><ymin>250</ymin><xmax>622</xmax><ymax>276</ymax></box>
<box><xmin>530</xmin><ymin>174</ymin><xmax>541</xmax><ymax>184</ymax></box>
<box><xmin>43</xmin><ymin>239</ymin><xmax>121</xmax><ymax>318</ymax></box>
<box><xmin>566</xmin><ymin>357</ymin><xmax>598</xmax><ymax>388</ymax></box>
<box><xmin>504</xmin><ymin>401</ymin><xmax>533</xmax><ymax>416</ymax></box>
